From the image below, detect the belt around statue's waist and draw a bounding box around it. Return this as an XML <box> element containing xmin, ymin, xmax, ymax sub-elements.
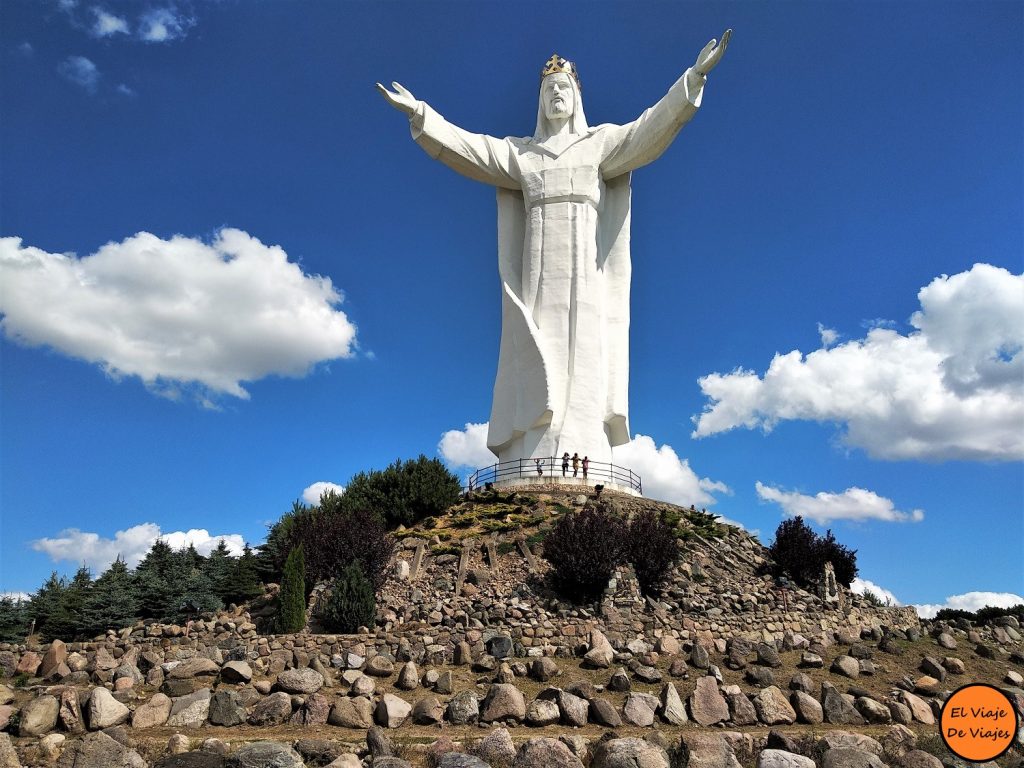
<box><xmin>528</xmin><ymin>193</ymin><xmax>599</xmax><ymax>209</ymax></box>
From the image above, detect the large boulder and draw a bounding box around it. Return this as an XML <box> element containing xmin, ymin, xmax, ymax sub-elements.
<box><xmin>435</xmin><ymin>756</ymin><xmax>488</xmax><ymax>768</ymax></box>
<box><xmin>474</xmin><ymin>728</ymin><xmax>515</xmax><ymax>765</ymax></box>
<box><xmin>689</xmin><ymin>676</ymin><xmax>729</xmax><ymax>725</ymax></box>
<box><xmin>821</xmin><ymin>683</ymin><xmax>865</xmax><ymax>725</ymax></box>
<box><xmin>592</xmin><ymin>738</ymin><xmax>669</xmax><ymax>768</ymax></box>
<box><xmin>552</xmin><ymin>690</ymin><xmax>585</xmax><ymax>727</ymax></box>
<box><xmin>621</xmin><ymin>694</ymin><xmax>655</xmax><ymax>727</ymax></box>
<box><xmin>248</xmin><ymin>692</ymin><xmax>293</xmax><ymax>726</ymax></box>
<box><xmin>209</xmin><ymin>690</ymin><xmax>246</xmax><ymax>727</ymax></box>
<box><xmin>757</xmin><ymin>750</ymin><xmax>816</xmax><ymax>768</ymax></box>
<box><xmin>56</xmin><ymin>731</ymin><xmax>146</xmax><ymax>768</ymax></box>
<box><xmin>659</xmin><ymin>682</ymin><xmax>687</xmax><ymax>724</ymax></box>
<box><xmin>40</xmin><ymin>640</ymin><xmax>69</xmax><ymax>679</ymax></box>
<box><xmin>0</xmin><ymin>733</ymin><xmax>19</xmax><ymax>768</ymax></box>
<box><xmin>226</xmin><ymin>742</ymin><xmax>304</xmax><ymax>768</ymax></box>
<box><xmin>588</xmin><ymin>697</ymin><xmax>621</xmax><ymax>727</ymax></box>
<box><xmin>219</xmin><ymin>661</ymin><xmax>252</xmax><ymax>684</ymax></box>
<box><xmin>412</xmin><ymin>695</ymin><xmax>444</xmax><ymax>725</ymax></box>
<box><xmin>897</xmin><ymin>691</ymin><xmax>935</xmax><ymax>725</ymax></box>
<box><xmin>753</xmin><ymin>686</ymin><xmax>797</xmax><ymax>725</ymax></box>
<box><xmin>276</xmin><ymin>668</ymin><xmax>323</xmax><ymax>694</ymax></box>
<box><xmin>512</xmin><ymin>738</ymin><xmax>584</xmax><ymax>768</ymax></box>
<box><xmin>584</xmin><ymin>629</ymin><xmax>615</xmax><ymax>668</ymax></box>
<box><xmin>526</xmin><ymin>698</ymin><xmax>560</xmax><ymax>727</ymax></box>
<box><xmin>329</xmin><ymin>696</ymin><xmax>374</xmax><ymax>729</ymax></box>
<box><xmin>168</xmin><ymin>658</ymin><xmax>220</xmax><ymax>679</ymax></box>
<box><xmin>791</xmin><ymin>690</ymin><xmax>824</xmax><ymax>724</ymax></box>
<box><xmin>166</xmin><ymin>688</ymin><xmax>212</xmax><ymax>728</ymax></box>
<box><xmin>87</xmin><ymin>687</ymin><xmax>130</xmax><ymax>730</ymax></box>
<box><xmin>132</xmin><ymin>693</ymin><xmax>172</xmax><ymax>728</ymax></box>
<box><xmin>830</xmin><ymin>656</ymin><xmax>860</xmax><ymax>679</ymax></box>
<box><xmin>821</xmin><ymin>747</ymin><xmax>885</xmax><ymax>768</ymax></box>
<box><xmin>446</xmin><ymin>691</ymin><xmax>480</xmax><ymax>725</ymax></box>
<box><xmin>19</xmin><ymin>694</ymin><xmax>59</xmax><ymax>736</ymax></box>
<box><xmin>480</xmin><ymin>684</ymin><xmax>526</xmax><ymax>723</ymax></box>
<box><xmin>678</xmin><ymin>733</ymin><xmax>743</xmax><ymax>768</ymax></box>
<box><xmin>375</xmin><ymin>694</ymin><xmax>411</xmax><ymax>728</ymax></box>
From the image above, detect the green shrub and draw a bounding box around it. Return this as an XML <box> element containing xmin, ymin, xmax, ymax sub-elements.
<box><xmin>768</xmin><ymin>516</ymin><xmax>858</xmax><ymax>589</ymax></box>
<box><xmin>320</xmin><ymin>563</ymin><xmax>375</xmax><ymax>633</ymax></box>
<box><xmin>276</xmin><ymin>545</ymin><xmax>306</xmax><ymax>633</ymax></box>
<box><xmin>543</xmin><ymin>506</ymin><xmax>627</xmax><ymax>601</ymax></box>
<box><xmin>343</xmin><ymin>455</ymin><xmax>461</xmax><ymax>529</ymax></box>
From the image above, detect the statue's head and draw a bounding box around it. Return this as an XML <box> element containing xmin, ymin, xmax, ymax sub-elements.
<box><xmin>535</xmin><ymin>53</ymin><xmax>588</xmax><ymax>140</ymax></box>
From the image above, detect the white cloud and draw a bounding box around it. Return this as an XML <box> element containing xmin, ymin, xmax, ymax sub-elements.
<box><xmin>438</xmin><ymin>422</ymin><xmax>495</xmax><ymax>469</ymax></box>
<box><xmin>913</xmin><ymin>591</ymin><xmax>1024</xmax><ymax>619</ymax></box>
<box><xmin>0</xmin><ymin>591</ymin><xmax>31</xmax><ymax>603</ymax></box>
<box><xmin>91</xmin><ymin>7</ymin><xmax>129</xmax><ymax>37</ymax></box>
<box><xmin>57</xmin><ymin>55</ymin><xmax>99</xmax><ymax>92</ymax></box>
<box><xmin>116</xmin><ymin>83</ymin><xmax>136</xmax><ymax>97</ymax></box>
<box><xmin>851</xmin><ymin>577</ymin><xmax>902</xmax><ymax>606</ymax></box>
<box><xmin>302</xmin><ymin>481</ymin><xmax>345</xmax><ymax>505</ymax></box>
<box><xmin>692</xmin><ymin>264</ymin><xmax>1024</xmax><ymax>461</ymax></box>
<box><xmin>817</xmin><ymin>322</ymin><xmax>839</xmax><ymax>348</ymax></box>
<box><xmin>31</xmin><ymin>523</ymin><xmax>245</xmax><ymax>572</ymax></box>
<box><xmin>138</xmin><ymin>7</ymin><xmax>194</xmax><ymax>42</ymax></box>
<box><xmin>0</xmin><ymin>229</ymin><xmax>358</xmax><ymax>402</ymax></box>
<box><xmin>613</xmin><ymin>434</ymin><xmax>729</xmax><ymax>507</ymax></box>
<box><xmin>15</xmin><ymin>42</ymin><xmax>34</xmax><ymax>57</ymax></box>
<box><xmin>755</xmin><ymin>482</ymin><xmax>924</xmax><ymax>525</ymax></box>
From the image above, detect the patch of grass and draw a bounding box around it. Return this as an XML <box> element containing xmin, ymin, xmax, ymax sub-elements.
<box><xmin>497</xmin><ymin>541</ymin><xmax>517</xmax><ymax>556</ymax></box>
<box><xmin>430</xmin><ymin>545</ymin><xmax>461</xmax><ymax>557</ymax></box>
<box><xmin>11</xmin><ymin>672</ymin><xmax>30</xmax><ymax>688</ymax></box>
<box><xmin>526</xmin><ymin>530</ymin><xmax>548</xmax><ymax>547</ymax></box>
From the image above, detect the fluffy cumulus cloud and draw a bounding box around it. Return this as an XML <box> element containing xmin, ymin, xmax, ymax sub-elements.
<box><xmin>913</xmin><ymin>591</ymin><xmax>1024</xmax><ymax>619</ymax></box>
<box><xmin>613</xmin><ymin>434</ymin><xmax>730</xmax><ymax>508</ymax></box>
<box><xmin>693</xmin><ymin>264</ymin><xmax>1024</xmax><ymax>461</ymax></box>
<box><xmin>302</xmin><ymin>481</ymin><xmax>345</xmax><ymax>505</ymax></box>
<box><xmin>91</xmin><ymin>8</ymin><xmax>129</xmax><ymax>37</ymax></box>
<box><xmin>755</xmin><ymin>482</ymin><xmax>924</xmax><ymax>525</ymax></box>
<box><xmin>31</xmin><ymin>523</ymin><xmax>245</xmax><ymax>573</ymax></box>
<box><xmin>0</xmin><ymin>229</ymin><xmax>357</xmax><ymax>402</ymax></box>
<box><xmin>438</xmin><ymin>422</ymin><xmax>495</xmax><ymax>469</ymax></box>
<box><xmin>850</xmin><ymin>577</ymin><xmax>902</xmax><ymax>606</ymax></box>
<box><xmin>138</xmin><ymin>7</ymin><xmax>194</xmax><ymax>42</ymax></box>
<box><xmin>57</xmin><ymin>55</ymin><xmax>99</xmax><ymax>92</ymax></box>
<box><xmin>0</xmin><ymin>592</ymin><xmax>31</xmax><ymax>603</ymax></box>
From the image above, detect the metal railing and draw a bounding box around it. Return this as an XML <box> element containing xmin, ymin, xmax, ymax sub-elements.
<box><xmin>466</xmin><ymin>456</ymin><xmax>642</xmax><ymax>495</ymax></box>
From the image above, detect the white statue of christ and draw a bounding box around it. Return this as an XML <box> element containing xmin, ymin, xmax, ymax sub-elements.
<box><xmin>379</xmin><ymin>33</ymin><xmax>730</xmax><ymax>465</ymax></box>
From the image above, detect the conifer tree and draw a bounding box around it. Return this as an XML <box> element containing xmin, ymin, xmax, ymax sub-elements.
<box><xmin>134</xmin><ymin>540</ymin><xmax>179</xmax><ymax>620</ymax></box>
<box><xmin>276</xmin><ymin>545</ymin><xmax>306</xmax><ymax>633</ymax></box>
<box><xmin>29</xmin><ymin>572</ymin><xmax>67</xmax><ymax>640</ymax></box>
<box><xmin>0</xmin><ymin>594</ymin><xmax>31</xmax><ymax>643</ymax></box>
<box><xmin>48</xmin><ymin>566</ymin><xmax>94</xmax><ymax>640</ymax></box>
<box><xmin>222</xmin><ymin>544</ymin><xmax>263</xmax><ymax>605</ymax></box>
<box><xmin>204</xmin><ymin>539</ymin><xmax>235</xmax><ymax>603</ymax></box>
<box><xmin>84</xmin><ymin>557</ymin><xmax>139</xmax><ymax>635</ymax></box>
<box><xmin>320</xmin><ymin>562</ymin><xmax>375</xmax><ymax>633</ymax></box>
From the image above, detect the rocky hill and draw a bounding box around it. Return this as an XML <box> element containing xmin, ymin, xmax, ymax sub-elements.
<box><xmin>1</xmin><ymin>488</ymin><xmax>1021</xmax><ymax>768</ymax></box>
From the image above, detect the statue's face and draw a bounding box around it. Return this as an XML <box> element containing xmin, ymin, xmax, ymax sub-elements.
<box><xmin>542</xmin><ymin>74</ymin><xmax>575</xmax><ymax>120</ymax></box>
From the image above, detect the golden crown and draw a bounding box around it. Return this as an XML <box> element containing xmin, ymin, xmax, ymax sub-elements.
<box><xmin>541</xmin><ymin>54</ymin><xmax>580</xmax><ymax>88</ymax></box>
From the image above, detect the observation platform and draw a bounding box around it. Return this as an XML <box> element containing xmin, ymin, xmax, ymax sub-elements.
<box><xmin>466</xmin><ymin>457</ymin><xmax>642</xmax><ymax>497</ymax></box>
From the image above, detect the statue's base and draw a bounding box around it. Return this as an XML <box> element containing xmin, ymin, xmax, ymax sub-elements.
<box><xmin>491</xmin><ymin>475</ymin><xmax>642</xmax><ymax>497</ymax></box>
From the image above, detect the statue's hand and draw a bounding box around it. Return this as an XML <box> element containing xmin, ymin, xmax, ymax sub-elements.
<box><xmin>376</xmin><ymin>81</ymin><xmax>418</xmax><ymax>115</ymax></box>
<box><xmin>693</xmin><ymin>29</ymin><xmax>731</xmax><ymax>76</ymax></box>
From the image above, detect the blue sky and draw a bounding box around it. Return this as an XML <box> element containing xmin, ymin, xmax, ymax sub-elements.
<box><xmin>1</xmin><ymin>0</ymin><xmax>1021</xmax><ymax>616</ymax></box>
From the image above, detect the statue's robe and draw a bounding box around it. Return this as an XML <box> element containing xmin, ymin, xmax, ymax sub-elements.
<box><xmin>409</xmin><ymin>71</ymin><xmax>704</xmax><ymax>464</ymax></box>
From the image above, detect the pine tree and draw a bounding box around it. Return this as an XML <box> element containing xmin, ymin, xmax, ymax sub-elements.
<box><xmin>48</xmin><ymin>567</ymin><xmax>94</xmax><ymax>640</ymax></box>
<box><xmin>134</xmin><ymin>540</ymin><xmax>179</xmax><ymax>620</ymax></box>
<box><xmin>204</xmin><ymin>540</ymin><xmax>235</xmax><ymax>603</ymax></box>
<box><xmin>320</xmin><ymin>562</ymin><xmax>376</xmax><ymax>633</ymax></box>
<box><xmin>29</xmin><ymin>572</ymin><xmax>67</xmax><ymax>640</ymax></box>
<box><xmin>222</xmin><ymin>544</ymin><xmax>263</xmax><ymax>605</ymax></box>
<box><xmin>0</xmin><ymin>594</ymin><xmax>31</xmax><ymax>643</ymax></box>
<box><xmin>256</xmin><ymin>500</ymin><xmax>308</xmax><ymax>584</ymax></box>
<box><xmin>84</xmin><ymin>557</ymin><xmax>139</xmax><ymax>635</ymax></box>
<box><xmin>276</xmin><ymin>545</ymin><xmax>306</xmax><ymax>633</ymax></box>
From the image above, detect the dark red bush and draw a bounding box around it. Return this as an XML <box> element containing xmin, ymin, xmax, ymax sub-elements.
<box><xmin>627</xmin><ymin>510</ymin><xmax>680</xmax><ymax>595</ymax></box>
<box><xmin>542</xmin><ymin>506</ymin><xmax>627</xmax><ymax>601</ymax></box>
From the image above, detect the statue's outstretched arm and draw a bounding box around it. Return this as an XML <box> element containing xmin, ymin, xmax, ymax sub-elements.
<box><xmin>378</xmin><ymin>81</ymin><xmax>519</xmax><ymax>190</ymax></box>
<box><xmin>600</xmin><ymin>30</ymin><xmax>731</xmax><ymax>179</ymax></box>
